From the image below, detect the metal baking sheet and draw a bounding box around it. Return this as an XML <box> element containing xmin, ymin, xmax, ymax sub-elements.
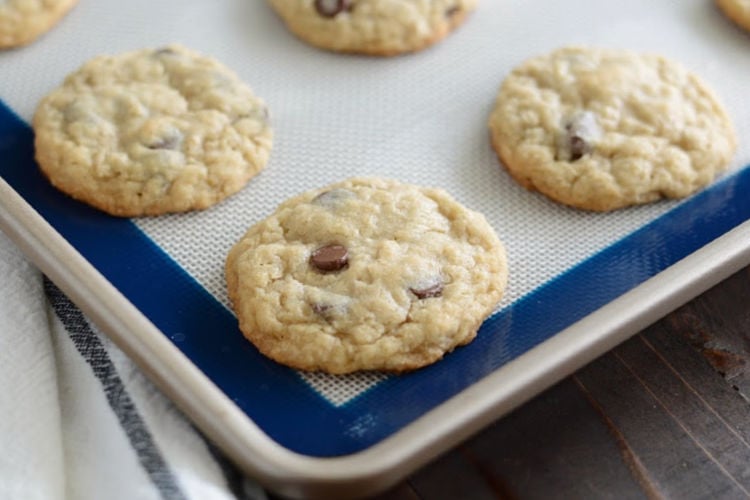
<box><xmin>1</xmin><ymin>0</ymin><xmax>750</xmax><ymax>498</ymax></box>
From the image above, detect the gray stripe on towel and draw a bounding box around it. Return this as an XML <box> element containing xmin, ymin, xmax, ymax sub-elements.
<box><xmin>44</xmin><ymin>277</ymin><xmax>187</xmax><ymax>500</ymax></box>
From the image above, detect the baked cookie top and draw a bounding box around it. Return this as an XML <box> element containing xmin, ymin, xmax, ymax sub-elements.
<box><xmin>225</xmin><ymin>177</ymin><xmax>508</xmax><ymax>374</ymax></box>
<box><xmin>488</xmin><ymin>46</ymin><xmax>737</xmax><ymax>211</ymax></box>
<box><xmin>0</xmin><ymin>0</ymin><xmax>77</xmax><ymax>48</ymax></box>
<box><xmin>33</xmin><ymin>45</ymin><xmax>272</xmax><ymax>216</ymax></box>
<box><xmin>267</xmin><ymin>0</ymin><xmax>477</xmax><ymax>56</ymax></box>
<box><xmin>716</xmin><ymin>0</ymin><xmax>750</xmax><ymax>31</ymax></box>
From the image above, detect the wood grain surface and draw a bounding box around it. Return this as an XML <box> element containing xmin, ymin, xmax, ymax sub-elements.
<box><xmin>369</xmin><ymin>264</ymin><xmax>750</xmax><ymax>500</ymax></box>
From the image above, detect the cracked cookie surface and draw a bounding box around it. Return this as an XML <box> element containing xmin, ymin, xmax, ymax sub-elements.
<box><xmin>0</xmin><ymin>0</ymin><xmax>77</xmax><ymax>48</ymax></box>
<box><xmin>267</xmin><ymin>0</ymin><xmax>477</xmax><ymax>56</ymax></box>
<box><xmin>716</xmin><ymin>0</ymin><xmax>750</xmax><ymax>31</ymax></box>
<box><xmin>488</xmin><ymin>46</ymin><xmax>737</xmax><ymax>211</ymax></box>
<box><xmin>225</xmin><ymin>177</ymin><xmax>508</xmax><ymax>374</ymax></box>
<box><xmin>33</xmin><ymin>44</ymin><xmax>272</xmax><ymax>216</ymax></box>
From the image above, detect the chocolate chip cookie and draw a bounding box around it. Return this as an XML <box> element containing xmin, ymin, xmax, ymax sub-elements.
<box><xmin>488</xmin><ymin>46</ymin><xmax>737</xmax><ymax>211</ymax></box>
<box><xmin>33</xmin><ymin>45</ymin><xmax>272</xmax><ymax>216</ymax></box>
<box><xmin>0</xmin><ymin>0</ymin><xmax>77</xmax><ymax>48</ymax></box>
<box><xmin>225</xmin><ymin>177</ymin><xmax>508</xmax><ymax>374</ymax></box>
<box><xmin>716</xmin><ymin>0</ymin><xmax>750</xmax><ymax>32</ymax></box>
<box><xmin>267</xmin><ymin>0</ymin><xmax>477</xmax><ymax>56</ymax></box>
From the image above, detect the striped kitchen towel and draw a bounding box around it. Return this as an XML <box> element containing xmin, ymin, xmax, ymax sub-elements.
<box><xmin>0</xmin><ymin>231</ymin><xmax>266</xmax><ymax>500</ymax></box>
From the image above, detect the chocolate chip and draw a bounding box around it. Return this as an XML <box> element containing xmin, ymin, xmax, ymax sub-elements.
<box><xmin>314</xmin><ymin>0</ymin><xmax>352</xmax><ymax>18</ymax></box>
<box><xmin>561</xmin><ymin>111</ymin><xmax>600</xmax><ymax>162</ymax></box>
<box><xmin>312</xmin><ymin>303</ymin><xmax>333</xmax><ymax>316</ymax></box>
<box><xmin>147</xmin><ymin>134</ymin><xmax>180</xmax><ymax>150</ymax></box>
<box><xmin>311</xmin><ymin>301</ymin><xmax>346</xmax><ymax>321</ymax></box>
<box><xmin>153</xmin><ymin>47</ymin><xmax>177</xmax><ymax>57</ymax></box>
<box><xmin>568</xmin><ymin>135</ymin><xmax>588</xmax><ymax>161</ymax></box>
<box><xmin>310</xmin><ymin>244</ymin><xmax>349</xmax><ymax>272</ymax></box>
<box><xmin>410</xmin><ymin>281</ymin><xmax>444</xmax><ymax>299</ymax></box>
<box><xmin>446</xmin><ymin>5</ymin><xmax>462</xmax><ymax>17</ymax></box>
<box><xmin>311</xmin><ymin>189</ymin><xmax>355</xmax><ymax>208</ymax></box>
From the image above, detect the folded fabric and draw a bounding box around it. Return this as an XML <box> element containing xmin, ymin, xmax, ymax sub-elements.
<box><xmin>0</xmin><ymin>231</ymin><xmax>266</xmax><ymax>500</ymax></box>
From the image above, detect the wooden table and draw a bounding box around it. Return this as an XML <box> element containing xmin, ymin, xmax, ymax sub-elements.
<box><xmin>370</xmin><ymin>263</ymin><xmax>750</xmax><ymax>500</ymax></box>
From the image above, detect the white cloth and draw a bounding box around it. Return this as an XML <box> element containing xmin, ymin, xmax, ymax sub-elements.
<box><xmin>0</xmin><ymin>230</ymin><xmax>266</xmax><ymax>500</ymax></box>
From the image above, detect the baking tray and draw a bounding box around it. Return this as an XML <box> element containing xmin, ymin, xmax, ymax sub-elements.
<box><xmin>2</xmin><ymin>0</ymin><xmax>750</xmax><ymax>498</ymax></box>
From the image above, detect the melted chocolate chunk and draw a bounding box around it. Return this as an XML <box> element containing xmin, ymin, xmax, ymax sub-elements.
<box><xmin>314</xmin><ymin>0</ymin><xmax>352</xmax><ymax>18</ymax></box>
<box><xmin>310</xmin><ymin>244</ymin><xmax>349</xmax><ymax>272</ymax></box>
<box><xmin>410</xmin><ymin>281</ymin><xmax>444</xmax><ymax>299</ymax></box>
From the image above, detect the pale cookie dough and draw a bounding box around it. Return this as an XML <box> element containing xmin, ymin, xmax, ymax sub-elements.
<box><xmin>33</xmin><ymin>45</ymin><xmax>272</xmax><ymax>216</ymax></box>
<box><xmin>267</xmin><ymin>0</ymin><xmax>477</xmax><ymax>56</ymax></box>
<box><xmin>488</xmin><ymin>46</ymin><xmax>737</xmax><ymax>211</ymax></box>
<box><xmin>226</xmin><ymin>177</ymin><xmax>508</xmax><ymax>374</ymax></box>
<box><xmin>0</xmin><ymin>0</ymin><xmax>77</xmax><ymax>48</ymax></box>
<box><xmin>716</xmin><ymin>0</ymin><xmax>750</xmax><ymax>32</ymax></box>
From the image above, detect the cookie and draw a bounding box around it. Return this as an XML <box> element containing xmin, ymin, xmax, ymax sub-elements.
<box><xmin>716</xmin><ymin>0</ymin><xmax>750</xmax><ymax>32</ymax></box>
<box><xmin>266</xmin><ymin>0</ymin><xmax>477</xmax><ymax>56</ymax></box>
<box><xmin>0</xmin><ymin>0</ymin><xmax>77</xmax><ymax>48</ymax></box>
<box><xmin>488</xmin><ymin>46</ymin><xmax>737</xmax><ymax>211</ymax></box>
<box><xmin>33</xmin><ymin>45</ymin><xmax>272</xmax><ymax>216</ymax></box>
<box><xmin>225</xmin><ymin>177</ymin><xmax>508</xmax><ymax>374</ymax></box>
